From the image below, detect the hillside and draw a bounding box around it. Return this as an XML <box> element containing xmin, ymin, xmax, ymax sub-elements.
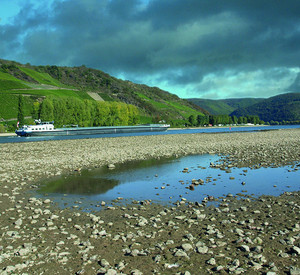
<box><xmin>0</xmin><ymin>59</ymin><xmax>207</xmax><ymax>126</ymax></box>
<box><xmin>187</xmin><ymin>98</ymin><xmax>263</xmax><ymax>115</ymax></box>
<box><xmin>230</xmin><ymin>93</ymin><xmax>300</xmax><ymax>122</ymax></box>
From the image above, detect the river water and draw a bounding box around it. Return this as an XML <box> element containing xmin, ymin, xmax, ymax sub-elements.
<box><xmin>1</xmin><ymin>124</ymin><xmax>300</xmax><ymax>144</ymax></box>
<box><xmin>35</xmin><ymin>154</ymin><xmax>300</xmax><ymax>211</ymax></box>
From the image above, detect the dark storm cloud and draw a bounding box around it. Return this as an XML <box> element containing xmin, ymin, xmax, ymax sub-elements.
<box><xmin>1</xmin><ymin>0</ymin><xmax>300</xmax><ymax>98</ymax></box>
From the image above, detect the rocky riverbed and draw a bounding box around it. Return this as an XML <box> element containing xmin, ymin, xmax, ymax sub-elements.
<box><xmin>0</xmin><ymin>129</ymin><xmax>299</xmax><ymax>274</ymax></box>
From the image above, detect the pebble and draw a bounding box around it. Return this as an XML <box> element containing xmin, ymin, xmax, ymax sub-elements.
<box><xmin>206</xmin><ymin>258</ymin><xmax>216</xmax><ymax>265</ymax></box>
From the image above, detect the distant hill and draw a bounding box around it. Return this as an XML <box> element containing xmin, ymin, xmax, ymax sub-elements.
<box><xmin>230</xmin><ymin>93</ymin><xmax>300</xmax><ymax>122</ymax></box>
<box><xmin>0</xmin><ymin>59</ymin><xmax>207</xmax><ymax>125</ymax></box>
<box><xmin>187</xmin><ymin>98</ymin><xmax>263</xmax><ymax>115</ymax></box>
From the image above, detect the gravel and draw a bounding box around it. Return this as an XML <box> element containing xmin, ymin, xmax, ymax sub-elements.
<box><xmin>0</xmin><ymin>129</ymin><xmax>299</xmax><ymax>274</ymax></box>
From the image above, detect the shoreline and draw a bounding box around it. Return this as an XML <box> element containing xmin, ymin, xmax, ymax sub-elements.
<box><xmin>0</xmin><ymin>129</ymin><xmax>299</xmax><ymax>274</ymax></box>
<box><xmin>0</xmin><ymin>132</ymin><xmax>14</xmax><ymax>136</ymax></box>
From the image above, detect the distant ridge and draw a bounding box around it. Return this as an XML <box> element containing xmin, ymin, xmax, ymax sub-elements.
<box><xmin>230</xmin><ymin>93</ymin><xmax>300</xmax><ymax>122</ymax></box>
<box><xmin>187</xmin><ymin>98</ymin><xmax>263</xmax><ymax>115</ymax></box>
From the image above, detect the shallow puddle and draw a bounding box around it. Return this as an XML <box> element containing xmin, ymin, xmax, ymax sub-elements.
<box><xmin>35</xmin><ymin>154</ymin><xmax>300</xmax><ymax>211</ymax></box>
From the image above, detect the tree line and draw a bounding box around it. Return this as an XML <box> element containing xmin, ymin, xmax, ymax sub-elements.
<box><xmin>188</xmin><ymin>114</ymin><xmax>264</xmax><ymax>126</ymax></box>
<box><xmin>30</xmin><ymin>97</ymin><xmax>140</xmax><ymax>127</ymax></box>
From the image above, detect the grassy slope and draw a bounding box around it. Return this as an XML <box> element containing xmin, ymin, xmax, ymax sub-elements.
<box><xmin>2</xmin><ymin>89</ymin><xmax>92</xmax><ymax>99</ymax></box>
<box><xmin>0</xmin><ymin>93</ymin><xmax>33</xmax><ymax>119</ymax></box>
<box><xmin>18</xmin><ymin>67</ymin><xmax>68</xmax><ymax>88</ymax></box>
<box><xmin>0</xmin><ymin>60</ymin><xmax>207</xmax><ymax>122</ymax></box>
<box><xmin>0</xmin><ymin>71</ymin><xmax>30</xmax><ymax>91</ymax></box>
<box><xmin>188</xmin><ymin>99</ymin><xmax>235</xmax><ymax>115</ymax></box>
<box><xmin>0</xmin><ymin>70</ymin><xmax>92</xmax><ymax>119</ymax></box>
<box><xmin>136</xmin><ymin>92</ymin><xmax>204</xmax><ymax>119</ymax></box>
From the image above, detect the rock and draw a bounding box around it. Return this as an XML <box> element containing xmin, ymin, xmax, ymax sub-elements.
<box><xmin>174</xmin><ymin>249</ymin><xmax>189</xmax><ymax>258</ymax></box>
<box><xmin>240</xmin><ymin>245</ymin><xmax>250</xmax><ymax>252</ymax></box>
<box><xmin>253</xmin><ymin>237</ymin><xmax>263</xmax><ymax>244</ymax></box>
<box><xmin>197</xmin><ymin>214</ymin><xmax>206</xmax><ymax>220</ymax></box>
<box><xmin>153</xmin><ymin>255</ymin><xmax>161</xmax><ymax>263</ymax></box>
<box><xmin>175</xmin><ymin>215</ymin><xmax>186</xmax><ymax>220</ymax></box>
<box><xmin>137</xmin><ymin>217</ymin><xmax>148</xmax><ymax>227</ymax></box>
<box><xmin>130</xmin><ymin>249</ymin><xmax>140</xmax><ymax>257</ymax></box>
<box><xmin>106</xmin><ymin>269</ymin><xmax>117</xmax><ymax>275</ymax></box>
<box><xmin>196</xmin><ymin>246</ymin><xmax>209</xmax><ymax>254</ymax></box>
<box><xmin>100</xmin><ymin>258</ymin><xmax>110</xmax><ymax>267</ymax></box>
<box><xmin>234</xmin><ymin>228</ymin><xmax>244</xmax><ymax>236</ymax></box>
<box><xmin>181</xmin><ymin>243</ymin><xmax>193</xmax><ymax>252</ymax></box>
<box><xmin>291</xmin><ymin>246</ymin><xmax>300</xmax><ymax>255</ymax></box>
<box><xmin>290</xmin><ymin>266</ymin><xmax>300</xmax><ymax>275</ymax></box>
<box><xmin>213</xmin><ymin>266</ymin><xmax>224</xmax><ymax>272</ymax></box>
<box><xmin>232</xmin><ymin>259</ymin><xmax>240</xmax><ymax>267</ymax></box>
<box><xmin>14</xmin><ymin>218</ymin><xmax>23</xmax><ymax>226</ymax></box>
<box><xmin>107</xmin><ymin>164</ymin><xmax>115</xmax><ymax>169</ymax></box>
<box><xmin>206</xmin><ymin>258</ymin><xmax>216</xmax><ymax>265</ymax></box>
<box><xmin>130</xmin><ymin>269</ymin><xmax>143</xmax><ymax>275</ymax></box>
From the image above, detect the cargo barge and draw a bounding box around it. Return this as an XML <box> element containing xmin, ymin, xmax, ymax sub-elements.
<box><xmin>15</xmin><ymin>120</ymin><xmax>170</xmax><ymax>137</ymax></box>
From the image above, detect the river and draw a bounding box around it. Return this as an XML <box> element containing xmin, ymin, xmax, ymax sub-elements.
<box><xmin>1</xmin><ymin>124</ymin><xmax>299</xmax><ymax>144</ymax></box>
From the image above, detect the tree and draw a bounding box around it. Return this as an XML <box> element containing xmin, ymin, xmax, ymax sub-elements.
<box><xmin>238</xmin><ymin>116</ymin><xmax>243</xmax><ymax>124</ymax></box>
<box><xmin>17</xmin><ymin>95</ymin><xmax>25</xmax><ymax>126</ymax></box>
<box><xmin>188</xmin><ymin>115</ymin><xmax>197</xmax><ymax>126</ymax></box>
<box><xmin>209</xmin><ymin>115</ymin><xmax>217</xmax><ymax>126</ymax></box>
<box><xmin>52</xmin><ymin>98</ymin><xmax>67</xmax><ymax>127</ymax></box>
<box><xmin>94</xmin><ymin>102</ymin><xmax>110</xmax><ymax>126</ymax></box>
<box><xmin>32</xmin><ymin>101</ymin><xmax>40</xmax><ymax>120</ymax></box>
<box><xmin>39</xmin><ymin>98</ymin><xmax>54</xmax><ymax>121</ymax></box>
<box><xmin>231</xmin><ymin>115</ymin><xmax>238</xmax><ymax>124</ymax></box>
<box><xmin>197</xmin><ymin>115</ymin><xmax>209</xmax><ymax>126</ymax></box>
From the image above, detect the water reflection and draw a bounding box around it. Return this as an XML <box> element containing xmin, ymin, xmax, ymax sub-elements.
<box><xmin>36</xmin><ymin>154</ymin><xmax>299</xmax><ymax>211</ymax></box>
<box><xmin>40</xmin><ymin>176</ymin><xmax>120</xmax><ymax>195</ymax></box>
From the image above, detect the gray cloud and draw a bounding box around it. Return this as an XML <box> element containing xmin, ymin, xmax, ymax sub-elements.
<box><xmin>1</xmin><ymin>0</ymin><xmax>300</xmax><ymax>98</ymax></box>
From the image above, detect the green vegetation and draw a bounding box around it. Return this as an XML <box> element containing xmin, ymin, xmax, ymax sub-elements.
<box><xmin>1</xmin><ymin>58</ymin><xmax>298</xmax><ymax>129</ymax></box>
<box><xmin>18</xmin><ymin>67</ymin><xmax>67</xmax><ymax>87</ymax></box>
<box><xmin>187</xmin><ymin>114</ymin><xmax>264</xmax><ymax>127</ymax></box>
<box><xmin>37</xmin><ymin>97</ymin><xmax>139</xmax><ymax>127</ymax></box>
<box><xmin>2</xmin><ymin>89</ymin><xmax>92</xmax><ymax>100</ymax></box>
<box><xmin>17</xmin><ymin>95</ymin><xmax>25</xmax><ymax>126</ymax></box>
<box><xmin>0</xmin><ymin>59</ymin><xmax>207</xmax><ymax>127</ymax></box>
<box><xmin>0</xmin><ymin>93</ymin><xmax>34</xmax><ymax>119</ymax></box>
<box><xmin>0</xmin><ymin>71</ymin><xmax>30</xmax><ymax>90</ymax></box>
<box><xmin>189</xmin><ymin>93</ymin><xmax>300</xmax><ymax>124</ymax></box>
<box><xmin>0</xmin><ymin>80</ymin><xmax>29</xmax><ymax>90</ymax></box>
<box><xmin>0</xmin><ymin>71</ymin><xmax>23</xmax><ymax>81</ymax></box>
<box><xmin>231</xmin><ymin>93</ymin><xmax>300</xmax><ymax>123</ymax></box>
<box><xmin>188</xmin><ymin>98</ymin><xmax>263</xmax><ymax>115</ymax></box>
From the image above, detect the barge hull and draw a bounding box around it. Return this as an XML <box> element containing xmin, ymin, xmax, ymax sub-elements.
<box><xmin>16</xmin><ymin>125</ymin><xmax>169</xmax><ymax>137</ymax></box>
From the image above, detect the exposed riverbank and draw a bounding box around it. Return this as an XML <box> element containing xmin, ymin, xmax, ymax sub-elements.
<box><xmin>0</xmin><ymin>129</ymin><xmax>299</xmax><ymax>274</ymax></box>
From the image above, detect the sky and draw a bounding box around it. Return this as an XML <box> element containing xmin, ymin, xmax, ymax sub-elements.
<box><xmin>0</xmin><ymin>0</ymin><xmax>300</xmax><ymax>99</ymax></box>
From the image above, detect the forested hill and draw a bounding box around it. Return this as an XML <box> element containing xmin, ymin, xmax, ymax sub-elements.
<box><xmin>187</xmin><ymin>98</ymin><xmax>263</xmax><ymax>115</ymax></box>
<box><xmin>230</xmin><ymin>93</ymin><xmax>300</xmax><ymax>122</ymax></box>
<box><xmin>0</xmin><ymin>59</ymin><xmax>208</xmax><ymax>126</ymax></box>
